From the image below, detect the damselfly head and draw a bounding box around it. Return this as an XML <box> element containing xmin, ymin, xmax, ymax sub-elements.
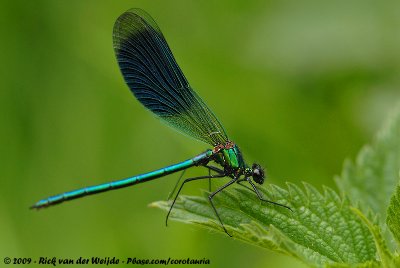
<box><xmin>251</xmin><ymin>163</ymin><xmax>265</xmax><ymax>184</ymax></box>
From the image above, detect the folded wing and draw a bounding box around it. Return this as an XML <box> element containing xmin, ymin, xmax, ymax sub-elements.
<box><xmin>113</xmin><ymin>8</ymin><xmax>228</xmax><ymax>146</ymax></box>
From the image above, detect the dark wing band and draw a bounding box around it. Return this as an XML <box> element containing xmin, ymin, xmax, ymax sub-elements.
<box><xmin>113</xmin><ymin>8</ymin><xmax>228</xmax><ymax>146</ymax></box>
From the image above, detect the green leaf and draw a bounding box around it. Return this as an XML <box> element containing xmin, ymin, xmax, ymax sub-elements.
<box><xmin>386</xmin><ymin>179</ymin><xmax>400</xmax><ymax>246</ymax></box>
<box><xmin>150</xmin><ymin>183</ymin><xmax>377</xmax><ymax>267</ymax></box>
<box><xmin>150</xmin><ymin>105</ymin><xmax>400</xmax><ymax>267</ymax></box>
<box><xmin>335</xmin><ymin>105</ymin><xmax>400</xmax><ymax>224</ymax></box>
<box><xmin>352</xmin><ymin>208</ymin><xmax>395</xmax><ymax>268</ymax></box>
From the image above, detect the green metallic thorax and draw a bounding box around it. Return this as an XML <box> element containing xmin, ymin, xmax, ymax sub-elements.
<box><xmin>214</xmin><ymin>144</ymin><xmax>246</xmax><ymax>172</ymax></box>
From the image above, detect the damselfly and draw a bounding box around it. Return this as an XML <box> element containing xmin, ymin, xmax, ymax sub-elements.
<box><xmin>31</xmin><ymin>8</ymin><xmax>291</xmax><ymax>236</ymax></box>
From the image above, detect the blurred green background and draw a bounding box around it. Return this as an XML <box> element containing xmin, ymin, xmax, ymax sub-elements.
<box><xmin>1</xmin><ymin>0</ymin><xmax>400</xmax><ymax>267</ymax></box>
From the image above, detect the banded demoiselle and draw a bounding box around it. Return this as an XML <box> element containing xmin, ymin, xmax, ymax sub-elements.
<box><xmin>31</xmin><ymin>8</ymin><xmax>291</xmax><ymax>236</ymax></box>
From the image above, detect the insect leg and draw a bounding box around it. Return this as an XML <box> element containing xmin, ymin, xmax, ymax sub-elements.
<box><xmin>245</xmin><ymin>178</ymin><xmax>292</xmax><ymax>212</ymax></box>
<box><xmin>166</xmin><ymin>174</ymin><xmax>225</xmax><ymax>226</ymax></box>
<box><xmin>208</xmin><ymin>179</ymin><xmax>237</xmax><ymax>237</ymax></box>
<box><xmin>167</xmin><ymin>169</ymin><xmax>186</xmax><ymax>200</ymax></box>
<box><xmin>203</xmin><ymin>165</ymin><xmax>225</xmax><ymax>192</ymax></box>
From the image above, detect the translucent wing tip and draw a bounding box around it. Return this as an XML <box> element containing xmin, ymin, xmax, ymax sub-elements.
<box><xmin>113</xmin><ymin>8</ymin><xmax>162</xmax><ymax>52</ymax></box>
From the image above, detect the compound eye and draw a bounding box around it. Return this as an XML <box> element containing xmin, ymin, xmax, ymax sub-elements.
<box><xmin>252</xmin><ymin>163</ymin><xmax>265</xmax><ymax>184</ymax></box>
